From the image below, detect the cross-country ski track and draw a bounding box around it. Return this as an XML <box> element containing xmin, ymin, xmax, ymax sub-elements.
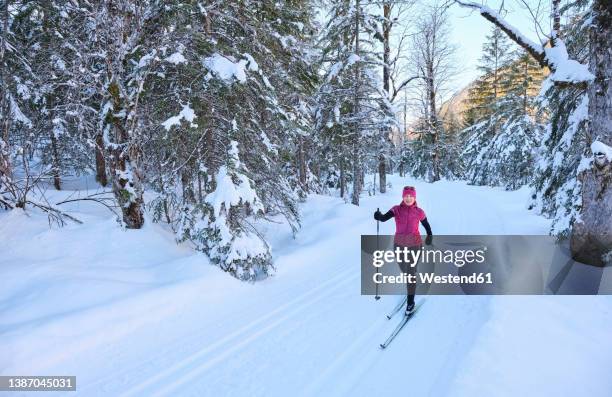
<box><xmin>1</xmin><ymin>174</ymin><xmax>611</xmax><ymax>397</ymax></box>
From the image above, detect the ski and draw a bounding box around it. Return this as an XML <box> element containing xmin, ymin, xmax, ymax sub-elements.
<box><xmin>386</xmin><ymin>297</ymin><xmax>408</xmax><ymax>320</ymax></box>
<box><xmin>380</xmin><ymin>300</ymin><xmax>425</xmax><ymax>349</ymax></box>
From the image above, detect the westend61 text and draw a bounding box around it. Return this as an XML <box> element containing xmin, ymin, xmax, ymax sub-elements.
<box><xmin>373</xmin><ymin>272</ymin><xmax>493</xmax><ymax>285</ymax></box>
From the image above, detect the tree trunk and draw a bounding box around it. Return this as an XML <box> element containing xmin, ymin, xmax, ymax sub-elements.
<box><xmin>570</xmin><ymin>0</ymin><xmax>612</xmax><ymax>266</ymax></box>
<box><xmin>340</xmin><ymin>157</ymin><xmax>345</xmax><ymax>198</ymax></box>
<box><xmin>107</xmin><ymin>81</ymin><xmax>144</xmax><ymax>229</ymax></box>
<box><xmin>352</xmin><ymin>144</ymin><xmax>362</xmax><ymax>206</ymax></box>
<box><xmin>111</xmin><ymin>147</ymin><xmax>144</xmax><ymax>229</ymax></box>
<box><xmin>351</xmin><ymin>0</ymin><xmax>361</xmax><ymax>206</ymax></box>
<box><xmin>181</xmin><ymin>167</ymin><xmax>195</xmax><ymax>205</ymax></box>
<box><xmin>0</xmin><ymin>0</ymin><xmax>12</xmax><ymax>194</ymax></box>
<box><xmin>552</xmin><ymin>0</ymin><xmax>561</xmax><ymax>40</ymax></box>
<box><xmin>196</xmin><ymin>157</ymin><xmax>203</xmax><ymax>204</ymax></box>
<box><xmin>523</xmin><ymin>57</ymin><xmax>529</xmax><ymax>112</ymax></box>
<box><xmin>427</xmin><ymin>61</ymin><xmax>440</xmax><ymax>182</ymax></box>
<box><xmin>95</xmin><ymin>133</ymin><xmax>108</xmax><ymax>186</ymax></box>
<box><xmin>378</xmin><ymin>1</ymin><xmax>391</xmax><ymax>194</ymax></box>
<box><xmin>399</xmin><ymin>93</ymin><xmax>407</xmax><ymax>178</ymax></box>
<box><xmin>297</xmin><ymin>135</ymin><xmax>307</xmax><ymax>191</ymax></box>
<box><xmin>377</xmin><ymin>144</ymin><xmax>387</xmax><ymax>192</ymax></box>
<box><xmin>50</xmin><ymin>130</ymin><xmax>62</xmax><ymax>190</ymax></box>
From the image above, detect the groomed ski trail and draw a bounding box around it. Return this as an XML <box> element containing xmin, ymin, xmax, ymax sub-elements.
<box><xmin>87</xmin><ymin>178</ymin><xmax>533</xmax><ymax>396</ymax></box>
<box><xmin>5</xmin><ymin>175</ymin><xmax>610</xmax><ymax>397</ymax></box>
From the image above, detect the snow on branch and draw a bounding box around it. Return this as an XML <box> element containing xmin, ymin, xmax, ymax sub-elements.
<box><xmin>202</xmin><ymin>53</ymin><xmax>259</xmax><ymax>84</ymax></box>
<box><xmin>453</xmin><ymin>1</ymin><xmax>594</xmax><ymax>85</ymax></box>
<box><xmin>391</xmin><ymin>76</ymin><xmax>420</xmax><ymax>102</ymax></box>
<box><xmin>161</xmin><ymin>104</ymin><xmax>197</xmax><ymax>131</ymax></box>
<box><xmin>454</xmin><ymin>1</ymin><xmax>544</xmax><ymax>64</ymax></box>
<box><xmin>592</xmin><ymin>140</ymin><xmax>612</xmax><ymax>162</ymax></box>
<box><xmin>544</xmin><ymin>41</ymin><xmax>594</xmax><ymax>85</ymax></box>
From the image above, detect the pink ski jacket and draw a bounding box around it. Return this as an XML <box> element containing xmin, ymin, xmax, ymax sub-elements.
<box><xmin>391</xmin><ymin>201</ymin><xmax>426</xmax><ymax>247</ymax></box>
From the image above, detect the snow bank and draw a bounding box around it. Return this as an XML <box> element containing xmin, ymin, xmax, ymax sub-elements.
<box><xmin>448</xmin><ymin>297</ymin><xmax>612</xmax><ymax>397</ymax></box>
<box><xmin>1</xmin><ymin>174</ymin><xmax>610</xmax><ymax>396</ymax></box>
<box><xmin>0</xmin><ymin>203</ymin><xmax>221</xmax><ymax>375</ymax></box>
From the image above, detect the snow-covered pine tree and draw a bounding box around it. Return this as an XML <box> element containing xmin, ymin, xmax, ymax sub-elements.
<box><xmin>30</xmin><ymin>2</ymin><xmax>95</xmax><ymax>191</ymax></box>
<box><xmin>460</xmin><ymin>26</ymin><xmax>515</xmax><ymax>185</ymax></box>
<box><xmin>460</xmin><ymin>27</ymin><xmax>544</xmax><ymax>190</ymax></box>
<box><xmin>1</xmin><ymin>1</ymin><xmax>105</xmax><ymax>210</ymax></box>
<box><xmin>454</xmin><ymin>0</ymin><xmax>611</xmax><ymax>267</ymax></box>
<box><xmin>0</xmin><ymin>0</ymin><xmax>35</xmax><ymax>208</ymax></box>
<box><xmin>528</xmin><ymin>1</ymin><xmax>590</xmax><ymax>236</ymax></box>
<box><xmin>314</xmin><ymin>0</ymin><xmax>395</xmax><ymax>204</ymax></box>
<box><xmin>142</xmin><ymin>0</ymin><xmax>318</xmax><ymax>280</ymax></box>
<box><xmin>254</xmin><ymin>1</ymin><xmax>321</xmax><ymax>197</ymax></box>
<box><xmin>494</xmin><ymin>50</ymin><xmax>545</xmax><ymax>189</ymax></box>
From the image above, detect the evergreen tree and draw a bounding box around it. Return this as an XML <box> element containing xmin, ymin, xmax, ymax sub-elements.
<box><xmin>1</xmin><ymin>0</ymin><xmax>321</xmax><ymax>281</ymax></box>
<box><xmin>1</xmin><ymin>1</ymin><xmax>35</xmax><ymax>208</ymax></box>
<box><xmin>465</xmin><ymin>26</ymin><xmax>514</xmax><ymax>122</ymax></box>
<box><xmin>313</xmin><ymin>0</ymin><xmax>395</xmax><ymax>204</ymax></box>
<box><xmin>141</xmin><ymin>0</ymin><xmax>319</xmax><ymax>279</ymax></box>
<box><xmin>528</xmin><ymin>3</ymin><xmax>590</xmax><ymax>236</ymax></box>
<box><xmin>460</xmin><ymin>30</ymin><xmax>544</xmax><ymax>189</ymax></box>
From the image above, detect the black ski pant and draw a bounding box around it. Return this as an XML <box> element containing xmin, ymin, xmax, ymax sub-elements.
<box><xmin>394</xmin><ymin>244</ymin><xmax>420</xmax><ymax>308</ymax></box>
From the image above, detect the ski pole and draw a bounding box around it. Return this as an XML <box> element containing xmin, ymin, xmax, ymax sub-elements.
<box><xmin>375</xmin><ymin>207</ymin><xmax>380</xmax><ymax>300</ymax></box>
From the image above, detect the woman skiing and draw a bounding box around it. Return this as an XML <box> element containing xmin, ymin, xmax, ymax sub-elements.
<box><xmin>374</xmin><ymin>186</ymin><xmax>432</xmax><ymax>315</ymax></box>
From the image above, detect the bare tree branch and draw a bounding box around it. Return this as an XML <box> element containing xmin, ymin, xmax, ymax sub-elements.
<box><xmin>391</xmin><ymin>75</ymin><xmax>420</xmax><ymax>102</ymax></box>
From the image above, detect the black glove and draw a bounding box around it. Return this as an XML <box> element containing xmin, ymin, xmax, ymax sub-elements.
<box><xmin>425</xmin><ymin>235</ymin><xmax>433</xmax><ymax>246</ymax></box>
<box><xmin>374</xmin><ymin>210</ymin><xmax>382</xmax><ymax>221</ymax></box>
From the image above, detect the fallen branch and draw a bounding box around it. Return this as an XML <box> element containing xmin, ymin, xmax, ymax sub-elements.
<box><xmin>26</xmin><ymin>199</ymin><xmax>83</xmax><ymax>225</ymax></box>
<box><xmin>55</xmin><ymin>196</ymin><xmax>120</xmax><ymax>218</ymax></box>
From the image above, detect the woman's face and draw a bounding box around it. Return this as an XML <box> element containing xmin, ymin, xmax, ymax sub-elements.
<box><xmin>403</xmin><ymin>194</ymin><xmax>415</xmax><ymax>205</ymax></box>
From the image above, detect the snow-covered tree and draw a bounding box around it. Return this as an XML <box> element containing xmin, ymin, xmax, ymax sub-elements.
<box><xmin>528</xmin><ymin>3</ymin><xmax>590</xmax><ymax>236</ymax></box>
<box><xmin>461</xmin><ymin>40</ymin><xmax>544</xmax><ymax>190</ymax></box>
<box><xmin>404</xmin><ymin>3</ymin><xmax>458</xmax><ymax>182</ymax></box>
<box><xmin>454</xmin><ymin>0</ymin><xmax>611</xmax><ymax>266</ymax></box>
<box><xmin>0</xmin><ymin>0</ymin><xmax>34</xmax><ymax>208</ymax></box>
<box><xmin>142</xmin><ymin>0</ymin><xmax>318</xmax><ymax>279</ymax></box>
<box><xmin>377</xmin><ymin>0</ymin><xmax>417</xmax><ymax>193</ymax></box>
<box><xmin>314</xmin><ymin>0</ymin><xmax>395</xmax><ymax>204</ymax></box>
<box><xmin>464</xmin><ymin>26</ymin><xmax>514</xmax><ymax>125</ymax></box>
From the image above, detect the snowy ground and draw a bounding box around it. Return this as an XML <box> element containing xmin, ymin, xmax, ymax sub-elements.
<box><xmin>1</xmin><ymin>174</ymin><xmax>611</xmax><ymax>396</ymax></box>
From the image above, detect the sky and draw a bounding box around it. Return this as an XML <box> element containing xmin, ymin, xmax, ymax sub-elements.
<box><xmin>315</xmin><ymin>0</ymin><xmax>554</xmax><ymax>118</ymax></box>
<box><xmin>444</xmin><ymin>0</ymin><xmax>551</xmax><ymax>93</ymax></box>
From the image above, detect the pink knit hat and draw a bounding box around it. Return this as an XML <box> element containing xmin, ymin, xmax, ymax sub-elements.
<box><xmin>402</xmin><ymin>186</ymin><xmax>416</xmax><ymax>198</ymax></box>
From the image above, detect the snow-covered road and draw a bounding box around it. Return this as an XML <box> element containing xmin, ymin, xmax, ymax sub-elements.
<box><xmin>1</xmin><ymin>175</ymin><xmax>611</xmax><ymax>396</ymax></box>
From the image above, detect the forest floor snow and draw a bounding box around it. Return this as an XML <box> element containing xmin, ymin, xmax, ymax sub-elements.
<box><xmin>1</xmin><ymin>174</ymin><xmax>611</xmax><ymax>396</ymax></box>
